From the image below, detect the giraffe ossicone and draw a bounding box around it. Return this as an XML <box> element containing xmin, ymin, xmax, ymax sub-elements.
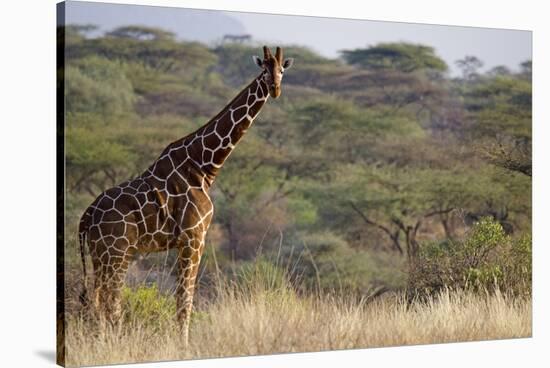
<box><xmin>78</xmin><ymin>46</ymin><xmax>294</xmax><ymax>345</ymax></box>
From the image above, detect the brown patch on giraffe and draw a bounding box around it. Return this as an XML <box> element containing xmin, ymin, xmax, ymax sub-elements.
<box><xmin>129</xmin><ymin>180</ymin><xmax>141</xmax><ymax>190</ymax></box>
<box><xmin>137</xmin><ymin>181</ymin><xmax>149</xmax><ymax>192</ymax></box>
<box><xmin>144</xmin><ymin>175</ymin><xmax>165</xmax><ymax>189</ymax></box>
<box><xmin>139</xmin><ymin>233</ymin><xmax>153</xmax><ymax>245</ymax></box>
<box><xmin>249</xmin><ymin>100</ymin><xmax>264</xmax><ymax>116</ymax></box>
<box><xmin>102</xmin><ymin>210</ymin><xmax>123</xmax><ymax>222</ymax></box>
<box><xmin>161</xmin><ymin>217</ymin><xmax>177</xmax><ymax>233</ymax></box>
<box><xmin>98</xmin><ymin>196</ymin><xmax>114</xmax><ymax>209</ymax></box>
<box><xmin>213</xmin><ymin>147</ymin><xmax>232</xmax><ymax>165</ymax></box>
<box><xmin>202</xmin><ymin>149</ymin><xmax>213</xmax><ymax>163</ymax></box>
<box><xmin>166</xmin><ymin>172</ymin><xmax>186</xmax><ymax>194</ymax></box>
<box><xmin>203</xmin><ymin>121</ymin><xmax>217</xmax><ymax>135</ymax></box>
<box><xmin>110</xmin><ymin>222</ymin><xmax>126</xmax><ymax>238</ymax></box>
<box><xmin>230</xmin><ymin>122</ymin><xmax>250</xmax><ymax>144</ymax></box>
<box><xmin>89</xmin><ymin>226</ymin><xmax>101</xmax><ymax>242</ymax></box>
<box><xmin>247</xmin><ymin>94</ymin><xmax>256</xmax><ymax>105</ymax></box>
<box><xmin>153</xmin><ymin>187</ymin><xmax>167</xmax><ymax>206</ymax></box>
<box><xmin>143</xmin><ymin>213</ymin><xmax>158</xmax><ymax>234</ymax></box>
<box><xmin>144</xmin><ymin>189</ymin><xmax>158</xmax><ymax>204</ymax></box>
<box><xmin>168</xmin><ymin>145</ymin><xmax>184</xmax><ymax>163</ymax></box>
<box><xmin>110</xmin><ymin>255</ymin><xmax>124</xmax><ymax>265</ymax></box>
<box><xmin>100</xmin><ymin>251</ymin><xmax>110</xmax><ymax>264</ymax></box>
<box><xmin>232</xmin><ymin>91</ymin><xmax>248</xmax><ymax>107</ymax></box>
<box><xmin>203</xmin><ymin>133</ymin><xmax>221</xmax><ymax>149</ymax></box>
<box><xmin>116</xmin><ymin>194</ymin><xmax>140</xmax><ymax>211</ymax></box>
<box><xmin>106</xmin><ymin>187</ymin><xmax>122</xmax><ymax>199</ymax></box>
<box><xmin>182</xmin><ymin>203</ymin><xmax>201</xmax><ymax>226</ymax></box>
<box><xmin>109</xmin><ymin>244</ymin><xmax>126</xmax><ymax>257</ymax></box>
<box><xmin>232</xmin><ymin>106</ymin><xmax>248</xmax><ymax>123</ymax></box>
<box><xmin>125</xmin><ymin>223</ymin><xmax>138</xmax><ymax>239</ymax></box>
<box><xmin>259</xmin><ymin>80</ymin><xmax>268</xmax><ymax>97</ymax></box>
<box><xmin>135</xmin><ymin>192</ymin><xmax>147</xmax><ymax>204</ymax></box>
<box><xmin>179</xmin><ymin>240</ymin><xmax>201</xmax><ymax>258</ymax></box>
<box><xmin>215</xmin><ymin>117</ymin><xmax>232</xmax><ymax>137</ymax></box>
<box><xmin>123</xmin><ymin>186</ymin><xmax>138</xmax><ymax>196</ymax></box>
<box><xmin>186</xmin><ymin>143</ymin><xmax>203</xmax><ymax>164</ymax></box>
<box><xmin>152</xmin><ymin>156</ymin><xmax>174</xmax><ymax>178</ymax></box>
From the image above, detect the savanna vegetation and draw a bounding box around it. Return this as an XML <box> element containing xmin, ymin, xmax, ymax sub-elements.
<box><xmin>60</xmin><ymin>25</ymin><xmax>532</xmax><ymax>366</ymax></box>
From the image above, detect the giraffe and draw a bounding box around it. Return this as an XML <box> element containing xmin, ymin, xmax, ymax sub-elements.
<box><xmin>78</xmin><ymin>46</ymin><xmax>294</xmax><ymax>344</ymax></box>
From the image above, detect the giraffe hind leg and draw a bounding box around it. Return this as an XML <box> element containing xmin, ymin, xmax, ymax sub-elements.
<box><xmin>91</xmin><ymin>241</ymin><xmax>135</xmax><ymax>324</ymax></box>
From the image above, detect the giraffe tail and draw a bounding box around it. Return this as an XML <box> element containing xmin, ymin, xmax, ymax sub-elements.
<box><xmin>78</xmin><ymin>214</ymin><xmax>90</xmax><ymax>307</ymax></box>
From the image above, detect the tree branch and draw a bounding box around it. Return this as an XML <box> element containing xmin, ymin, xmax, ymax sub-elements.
<box><xmin>349</xmin><ymin>201</ymin><xmax>404</xmax><ymax>255</ymax></box>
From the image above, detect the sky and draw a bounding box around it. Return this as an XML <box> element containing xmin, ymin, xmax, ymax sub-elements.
<box><xmin>228</xmin><ymin>11</ymin><xmax>532</xmax><ymax>75</ymax></box>
<box><xmin>64</xmin><ymin>1</ymin><xmax>532</xmax><ymax>75</ymax></box>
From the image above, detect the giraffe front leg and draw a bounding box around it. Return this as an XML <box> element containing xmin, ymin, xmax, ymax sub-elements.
<box><xmin>93</xmin><ymin>263</ymin><xmax>130</xmax><ymax>325</ymax></box>
<box><xmin>93</xmin><ymin>282</ymin><xmax>122</xmax><ymax>324</ymax></box>
<box><xmin>175</xmin><ymin>234</ymin><xmax>205</xmax><ymax>347</ymax></box>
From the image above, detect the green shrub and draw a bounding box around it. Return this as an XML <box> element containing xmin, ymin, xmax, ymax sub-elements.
<box><xmin>66</xmin><ymin>56</ymin><xmax>136</xmax><ymax>117</ymax></box>
<box><xmin>121</xmin><ymin>284</ymin><xmax>176</xmax><ymax>329</ymax></box>
<box><xmin>234</xmin><ymin>259</ymin><xmax>290</xmax><ymax>292</ymax></box>
<box><xmin>409</xmin><ymin>217</ymin><xmax>531</xmax><ymax>298</ymax></box>
<box><xmin>301</xmin><ymin>231</ymin><xmax>349</xmax><ymax>256</ymax></box>
<box><xmin>279</xmin><ymin>231</ymin><xmax>407</xmax><ymax>294</ymax></box>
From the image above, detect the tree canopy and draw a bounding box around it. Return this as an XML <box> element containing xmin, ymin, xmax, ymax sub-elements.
<box><xmin>63</xmin><ymin>27</ymin><xmax>531</xmax><ymax>295</ymax></box>
<box><xmin>341</xmin><ymin>42</ymin><xmax>448</xmax><ymax>73</ymax></box>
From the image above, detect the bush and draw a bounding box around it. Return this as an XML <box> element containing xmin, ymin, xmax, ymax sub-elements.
<box><xmin>232</xmin><ymin>259</ymin><xmax>294</xmax><ymax>300</ymax></box>
<box><xmin>121</xmin><ymin>284</ymin><xmax>176</xmax><ymax>330</ymax></box>
<box><xmin>66</xmin><ymin>56</ymin><xmax>136</xmax><ymax>117</ymax></box>
<box><xmin>409</xmin><ymin>217</ymin><xmax>531</xmax><ymax>298</ymax></box>
<box><xmin>277</xmin><ymin>231</ymin><xmax>407</xmax><ymax>295</ymax></box>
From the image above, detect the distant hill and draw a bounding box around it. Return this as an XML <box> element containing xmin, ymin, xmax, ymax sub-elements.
<box><xmin>63</xmin><ymin>1</ymin><xmax>247</xmax><ymax>43</ymax></box>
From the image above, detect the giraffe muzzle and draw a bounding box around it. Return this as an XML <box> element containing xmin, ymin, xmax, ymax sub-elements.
<box><xmin>269</xmin><ymin>84</ymin><xmax>281</xmax><ymax>98</ymax></box>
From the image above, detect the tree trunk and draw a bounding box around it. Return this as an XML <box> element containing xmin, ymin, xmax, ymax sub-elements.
<box><xmin>441</xmin><ymin>216</ymin><xmax>454</xmax><ymax>240</ymax></box>
<box><xmin>225</xmin><ymin>217</ymin><xmax>239</xmax><ymax>260</ymax></box>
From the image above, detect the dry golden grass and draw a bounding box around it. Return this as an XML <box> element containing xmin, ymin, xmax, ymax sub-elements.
<box><xmin>64</xmin><ymin>287</ymin><xmax>531</xmax><ymax>367</ymax></box>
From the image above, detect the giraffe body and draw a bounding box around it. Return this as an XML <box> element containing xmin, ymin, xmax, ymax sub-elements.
<box><xmin>78</xmin><ymin>46</ymin><xmax>293</xmax><ymax>344</ymax></box>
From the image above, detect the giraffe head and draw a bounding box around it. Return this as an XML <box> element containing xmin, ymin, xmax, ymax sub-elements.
<box><xmin>253</xmin><ymin>46</ymin><xmax>294</xmax><ymax>98</ymax></box>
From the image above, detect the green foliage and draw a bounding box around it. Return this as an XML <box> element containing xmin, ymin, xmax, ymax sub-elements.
<box><xmin>66</xmin><ymin>56</ymin><xmax>136</xmax><ymax>117</ymax></box>
<box><xmin>286</xmin><ymin>196</ymin><xmax>318</xmax><ymax>228</ymax></box>
<box><xmin>107</xmin><ymin>26</ymin><xmax>175</xmax><ymax>41</ymax></box>
<box><xmin>277</xmin><ymin>231</ymin><xmax>407</xmax><ymax>293</ymax></box>
<box><xmin>457</xmin><ymin>66</ymin><xmax>531</xmax><ymax>141</ymax></box>
<box><xmin>341</xmin><ymin>42</ymin><xmax>448</xmax><ymax>72</ymax></box>
<box><xmin>67</xmin><ymin>125</ymin><xmax>135</xmax><ymax>172</ymax></box>
<box><xmin>409</xmin><ymin>218</ymin><xmax>531</xmax><ymax>298</ymax></box>
<box><xmin>455</xmin><ymin>55</ymin><xmax>484</xmax><ymax>79</ymax></box>
<box><xmin>66</xmin><ymin>121</ymin><xmax>137</xmax><ymax>193</ymax></box>
<box><xmin>232</xmin><ymin>259</ymin><xmax>296</xmax><ymax>302</ymax></box>
<box><xmin>302</xmin><ymin>231</ymin><xmax>349</xmax><ymax>255</ymax></box>
<box><xmin>63</xmin><ymin>26</ymin><xmax>531</xmax><ymax>298</ymax></box>
<box><xmin>121</xmin><ymin>284</ymin><xmax>176</xmax><ymax>330</ymax></box>
<box><xmin>213</xmin><ymin>44</ymin><xmax>262</xmax><ymax>87</ymax></box>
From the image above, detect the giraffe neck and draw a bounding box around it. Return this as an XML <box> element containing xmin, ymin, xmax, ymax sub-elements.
<box><xmin>148</xmin><ymin>72</ymin><xmax>270</xmax><ymax>188</ymax></box>
<box><xmin>184</xmin><ymin>72</ymin><xmax>270</xmax><ymax>183</ymax></box>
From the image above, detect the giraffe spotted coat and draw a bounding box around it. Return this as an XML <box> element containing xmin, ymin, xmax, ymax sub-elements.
<box><xmin>78</xmin><ymin>46</ymin><xmax>294</xmax><ymax>345</ymax></box>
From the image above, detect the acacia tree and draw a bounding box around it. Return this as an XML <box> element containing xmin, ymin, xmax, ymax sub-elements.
<box><xmin>339</xmin><ymin>43</ymin><xmax>454</xmax><ymax>135</ymax></box>
<box><xmin>107</xmin><ymin>26</ymin><xmax>175</xmax><ymax>41</ymax></box>
<box><xmin>455</xmin><ymin>56</ymin><xmax>484</xmax><ymax>80</ymax></box>
<box><xmin>341</xmin><ymin>43</ymin><xmax>448</xmax><ymax>73</ymax></box>
<box><xmin>458</xmin><ymin>61</ymin><xmax>532</xmax><ymax>178</ymax></box>
<box><xmin>334</xmin><ymin>162</ymin><xmax>518</xmax><ymax>267</ymax></box>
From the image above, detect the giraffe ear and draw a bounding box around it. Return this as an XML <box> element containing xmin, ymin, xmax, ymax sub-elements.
<box><xmin>282</xmin><ymin>58</ymin><xmax>294</xmax><ymax>69</ymax></box>
<box><xmin>252</xmin><ymin>55</ymin><xmax>264</xmax><ymax>68</ymax></box>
